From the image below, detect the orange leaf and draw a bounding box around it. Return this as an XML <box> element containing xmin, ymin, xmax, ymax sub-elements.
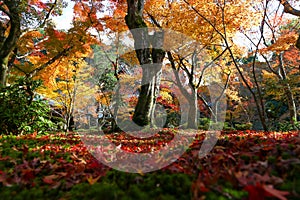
<box><xmin>86</xmin><ymin>175</ymin><xmax>101</xmax><ymax>185</ymax></box>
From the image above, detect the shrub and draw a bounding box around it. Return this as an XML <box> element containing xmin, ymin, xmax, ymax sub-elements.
<box><xmin>0</xmin><ymin>77</ymin><xmax>55</xmax><ymax>135</ymax></box>
<box><xmin>234</xmin><ymin>122</ymin><xmax>252</xmax><ymax>130</ymax></box>
<box><xmin>198</xmin><ymin>117</ymin><xmax>211</xmax><ymax>130</ymax></box>
<box><xmin>164</xmin><ymin>110</ymin><xmax>180</xmax><ymax>128</ymax></box>
<box><xmin>275</xmin><ymin>121</ymin><xmax>300</xmax><ymax>131</ymax></box>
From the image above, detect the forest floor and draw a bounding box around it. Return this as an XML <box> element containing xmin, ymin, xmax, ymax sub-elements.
<box><xmin>0</xmin><ymin>129</ymin><xmax>299</xmax><ymax>200</ymax></box>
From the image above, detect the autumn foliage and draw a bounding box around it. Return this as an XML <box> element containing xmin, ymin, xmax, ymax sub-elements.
<box><xmin>1</xmin><ymin>0</ymin><xmax>300</xmax><ymax>199</ymax></box>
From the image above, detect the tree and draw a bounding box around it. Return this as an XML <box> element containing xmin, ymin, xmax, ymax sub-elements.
<box><xmin>260</xmin><ymin>44</ymin><xmax>300</xmax><ymax>127</ymax></box>
<box><xmin>0</xmin><ymin>0</ymin><xmax>66</xmax><ymax>86</ymax></box>
<box><xmin>105</xmin><ymin>0</ymin><xmax>257</xmax><ymax>129</ymax></box>
<box><xmin>256</xmin><ymin>0</ymin><xmax>300</xmax><ymax>128</ymax></box>
<box><xmin>124</xmin><ymin>0</ymin><xmax>165</xmax><ymax>127</ymax></box>
<box><xmin>37</xmin><ymin>57</ymin><xmax>93</xmax><ymax>131</ymax></box>
<box><xmin>235</xmin><ymin>1</ymin><xmax>300</xmax><ymax>128</ymax></box>
<box><xmin>167</xmin><ymin>47</ymin><xmax>230</xmax><ymax>129</ymax></box>
<box><xmin>1</xmin><ymin>0</ymin><xmax>103</xmax><ymax>86</ymax></box>
<box><xmin>179</xmin><ymin>0</ymin><xmax>300</xmax><ymax>131</ymax></box>
<box><xmin>0</xmin><ymin>0</ymin><xmax>21</xmax><ymax>86</ymax></box>
<box><xmin>0</xmin><ymin>0</ymin><xmax>106</xmax><ymax>132</ymax></box>
<box><xmin>144</xmin><ymin>0</ymin><xmax>259</xmax><ymax>129</ymax></box>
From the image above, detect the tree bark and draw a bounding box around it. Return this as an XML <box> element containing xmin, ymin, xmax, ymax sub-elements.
<box><xmin>187</xmin><ymin>88</ymin><xmax>198</xmax><ymax>129</ymax></box>
<box><xmin>0</xmin><ymin>1</ymin><xmax>21</xmax><ymax>86</ymax></box>
<box><xmin>125</xmin><ymin>0</ymin><xmax>165</xmax><ymax>126</ymax></box>
<box><xmin>296</xmin><ymin>35</ymin><xmax>300</xmax><ymax>50</ymax></box>
<box><xmin>0</xmin><ymin>57</ymin><xmax>9</xmax><ymax>87</ymax></box>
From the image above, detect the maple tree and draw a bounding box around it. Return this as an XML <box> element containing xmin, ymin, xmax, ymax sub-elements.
<box><xmin>1</xmin><ymin>1</ymin><xmax>300</xmax><ymax>199</ymax></box>
<box><xmin>256</xmin><ymin>17</ymin><xmax>300</xmax><ymax>127</ymax></box>
<box><xmin>166</xmin><ymin>48</ymin><xmax>230</xmax><ymax>129</ymax></box>
<box><xmin>102</xmin><ymin>0</ymin><xmax>260</xmax><ymax>129</ymax></box>
<box><xmin>0</xmin><ymin>0</ymin><xmax>107</xmax><ymax>132</ymax></box>
<box><xmin>37</xmin><ymin>57</ymin><xmax>96</xmax><ymax>131</ymax></box>
<box><xmin>0</xmin><ymin>0</ymin><xmax>298</xmax><ymax>131</ymax></box>
<box><xmin>0</xmin><ymin>0</ymin><xmax>65</xmax><ymax>86</ymax></box>
<box><xmin>0</xmin><ymin>0</ymin><xmax>103</xmax><ymax>89</ymax></box>
<box><xmin>237</xmin><ymin>1</ymin><xmax>300</xmax><ymax>128</ymax></box>
<box><xmin>91</xmin><ymin>0</ymin><xmax>300</xmax><ymax>132</ymax></box>
<box><xmin>177</xmin><ymin>0</ymin><xmax>300</xmax><ymax>131</ymax></box>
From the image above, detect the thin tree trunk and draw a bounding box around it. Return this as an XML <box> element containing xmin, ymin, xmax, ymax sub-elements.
<box><xmin>279</xmin><ymin>53</ymin><xmax>298</xmax><ymax>126</ymax></box>
<box><xmin>296</xmin><ymin>35</ymin><xmax>300</xmax><ymax>50</ymax></box>
<box><xmin>0</xmin><ymin>57</ymin><xmax>9</xmax><ymax>86</ymax></box>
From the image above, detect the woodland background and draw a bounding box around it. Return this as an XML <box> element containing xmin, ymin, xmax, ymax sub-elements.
<box><xmin>0</xmin><ymin>0</ymin><xmax>300</xmax><ymax>199</ymax></box>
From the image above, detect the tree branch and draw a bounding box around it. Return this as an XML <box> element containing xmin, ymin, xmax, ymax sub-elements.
<box><xmin>40</xmin><ymin>0</ymin><xmax>58</xmax><ymax>28</ymax></box>
<box><xmin>279</xmin><ymin>0</ymin><xmax>300</xmax><ymax>16</ymax></box>
<box><xmin>27</xmin><ymin>46</ymin><xmax>71</xmax><ymax>78</ymax></box>
<box><xmin>278</xmin><ymin>0</ymin><xmax>300</xmax><ymax>49</ymax></box>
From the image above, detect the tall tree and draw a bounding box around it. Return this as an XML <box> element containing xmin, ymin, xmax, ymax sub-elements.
<box><xmin>125</xmin><ymin>0</ymin><xmax>165</xmax><ymax>126</ymax></box>
<box><xmin>181</xmin><ymin>0</ymin><xmax>272</xmax><ymax>130</ymax></box>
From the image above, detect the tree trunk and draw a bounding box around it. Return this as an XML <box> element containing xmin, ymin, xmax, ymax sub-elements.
<box><xmin>133</xmin><ymin>64</ymin><xmax>162</xmax><ymax>126</ymax></box>
<box><xmin>0</xmin><ymin>57</ymin><xmax>9</xmax><ymax>86</ymax></box>
<box><xmin>187</xmin><ymin>88</ymin><xmax>198</xmax><ymax>129</ymax></box>
<box><xmin>296</xmin><ymin>34</ymin><xmax>300</xmax><ymax>50</ymax></box>
<box><xmin>125</xmin><ymin>0</ymin><xmax>164</xmax><ymax>127</ymax></box>
<box><xmin>167</xmin><ymin>52</ymin><xmax>199</xmax><ymax>129</ymax></box>
<box><xmin>284</xmin><ymin>86</ymin><xmax>297</xmax><ymax>124</ymax></box>
<box><xmin>0</xmin><ymin>1</ymin><xmax>21</xmax><ymax>86</ymax></box>
<box><xmin>279</xmin><ymin>53</ymin><xmax>298</xmax><ymax>126</ymax></box>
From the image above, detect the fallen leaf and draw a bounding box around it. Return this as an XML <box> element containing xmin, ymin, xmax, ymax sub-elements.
<box><xmin>86</xmin><ymin>174</ymin><xmax>101</xmax><ymax>185</ymax></box>
<box><xmin>43</xmin><ymin>175</ymin><xmax>59</xmax><ymax>185</ymax></box>
<box><xmin>262</xmin><ymin>184</ymin><xmax>289</xmax><ymax>200</ymax></box>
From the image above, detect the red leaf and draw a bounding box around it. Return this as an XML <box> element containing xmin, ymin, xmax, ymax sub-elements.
<box><xmin>244</xmin><ymin>184</ymin><xmax>266</xmax><ymax>200</ymax></box>
<box><xmin>244</xmin><ymin>183</ymin><xmax>289</xmax><ymax>200</ymax></box>
<box><xmin>262</xmin><ymin>184</ymin><xmax>289</xmax><ymax>200</ymax></box>
<box><xmin>43</xmin><ymin>175</ymin><xmax>59</xmax><ymax>185</ymax></box>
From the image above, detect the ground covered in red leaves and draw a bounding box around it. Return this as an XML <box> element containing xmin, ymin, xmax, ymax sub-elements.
<box><xmin>0</xmin><ymin>130</ymin><xmax>299</xmax><ymax>199</ymax></box>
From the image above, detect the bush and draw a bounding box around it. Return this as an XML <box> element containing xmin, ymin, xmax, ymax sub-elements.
<box><xmin>198</xmin><ymin>117</ymin><xmax>211</xmax><ymax>130</ymax></box>
<box><xmin>198</xmin><ymin>117</ymin><xmax>252</xmax><ymax>131</ymax></box>
<box><xmin>0</xmin><ymin>77</ymin><xmax>55</xmax><ymax>135</ymax></box>
<box><xmin>273</xmin><ymin>121</ymin><xmax>300</xmax><ymax>131</ymax></box>
<box><xmin>234</xmin><ymin>122</ymin><xmax>252</xmax><ymax>130</ymax></box>
<box><xmin>164</xmin><ymin>110</ymin><xmax>180</xmax><ymax>128</ymax></box>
